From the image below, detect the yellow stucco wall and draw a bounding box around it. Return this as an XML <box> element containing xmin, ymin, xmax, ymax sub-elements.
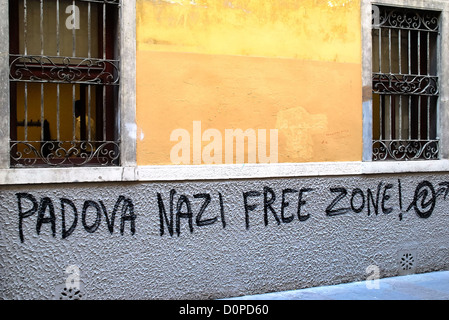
<box><xmin>136</xmin><ymin>0</ymin><xmax>362</xmax><ymax>165</ymax></box>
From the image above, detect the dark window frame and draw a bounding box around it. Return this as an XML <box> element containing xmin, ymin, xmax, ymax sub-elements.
<box><xmin>8</xmin><ymin>0</ymin><xmax>121</xmax><ymax>168</ymax></box>
<box><xmin>371</xmin><ymin>5</ymin><xmax>441</xmax><ymax>161</ymax></box>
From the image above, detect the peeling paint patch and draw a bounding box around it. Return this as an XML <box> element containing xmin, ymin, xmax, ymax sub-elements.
<box><xmin>158</xmin><ymin>0</ymin><xmax>206</xmax><ymax>6</ymax></box>
<box><xmin>276</xmin><ymin>107</ymin><xmax>328</xmax><ymax>162</ymax></box>
<box><xmin>328</xmin><ymin>0</ymin><xmax>353</xmax><ymax>7</ymax></box>
<box><xmin>125</xmin><ymin>123</ymin><xmax>138</xmax><ymax>141</ymax></box>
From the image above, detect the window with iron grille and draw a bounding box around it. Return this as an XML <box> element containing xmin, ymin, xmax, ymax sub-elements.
<box><xmin>9</xmin><ymin>0</ymin><xmax>120</xmax><ymax>167</ymax></box>
<box><xmin>372</xmin><ymin>5</ymin><xmax>440</xmax><ymax>161</ymax></box>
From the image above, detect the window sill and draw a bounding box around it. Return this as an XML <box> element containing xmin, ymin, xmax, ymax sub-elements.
<box><xmin>1</xmin><ymin>160</ymin><xmax>449</xmax><ymax>185</ymax></box>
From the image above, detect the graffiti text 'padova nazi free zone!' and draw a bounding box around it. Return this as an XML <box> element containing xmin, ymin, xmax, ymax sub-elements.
<box><xmin>14</xmin><ymin>179</ymin><xmax>449</xmax><ymax>242</ymax></box>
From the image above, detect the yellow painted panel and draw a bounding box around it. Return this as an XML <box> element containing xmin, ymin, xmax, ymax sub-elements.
<box><xmin>137</xmin><ymin>0</ymin><xmax>361</xmax><ymax>63</ymax></box>
<box><xmin>136</xmin><ymin>51</ymin><xmax>362</xmax><ymax>165</ymax></box>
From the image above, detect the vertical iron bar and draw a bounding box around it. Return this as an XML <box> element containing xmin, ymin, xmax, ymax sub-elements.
<box><xmin>436</xmin><ymin>27</ymin><xmax>441</xmax><ymax>143</ymax></box>
<box><xmin>398</xmin><ymin>29</ymin><xmax>402</xmax><ymax>74</ymax></box>
<box><xmin>24</xmin><ymin>83</ymin><xmax>28</xmax><ymax>141</ymax></box>
<box><xmin>103</xmin><ymin>3</ymin><xmax>106</xmax><ymax>60</ymax></box>
<box><xmin>398</xmin><ymin>29</ymin><xmax>402</xmax><ymax>140</ymax></box>
<box><xmin>388</xmin><ymin>94</ymin><xmax>393</xmax><ymax>140</ymax></box>
<box><xmin>408</xmin><ymin>96</ymin><xmax>411</xmax><ymax>140</ymax></box>
<box><xmin>41</xmin><ymin>83</ymin><xmax>44</xmax><ymax>143</ymax></box>
<box><xmin>40</xmin><ymin>0</ymin><xmax>44</xmax><ymax>55</ymax></box>
<box><xmin>399</xmin><ymin>96</ymin><xmax>402</xmax><ymax>141</ymax></box>
<box><xmin>388</xmin><ymin>28</ymin><xmax>392</xmax><ymax>74</ymax></box>
<box><xmin>23</xmin><ymin>0</ymin><xmax>28</xmax><ymax>141</ymax></box>
<box><xmin>102</xmin><ymin>3</ymin><xmax>106</xmax><ymax>140</ymax></box>
<box><xmin>408</xmin><ymin>30</ymin><xmax>411</xmax><ymax>74</ymax></box>
<box><xmin>72</xmin><ymin>1</ymin><xmax>76</xmax><ymax>143</ymax></box>
<box><xmin>88</xmin><ymin>1</ymin><xmax>91</xmax><ymax>58</ymax></box>
<box><xmin>40</xmin><ymin>0</ymin><xmax>44</xmax><ymax>142</ymax></box>
<box><xmin>56</xmin><ymin>84</ymin><xmax>60</xmax><ymax>141</ymax></box>
<box><xmin>379</xmin><ymin>95</ymin><xmax>383</xmax><ymax>140</ymax></box>
<box><xmin>427</xmin><ymin>31</ymin><xmax>431</xmax><ymax>141</ymax></box>
<box><xmin>427</xmin><ymin>96</ymin><xmax>430</xmax><ymax>140</ymax></box>
<box><xmin>88</xmin><ymin>85</ymin><xmax>91</xmax><ymax>141</ymax></box>
<box><xmin>378</xmin><ymin>26</ymin><xmax>382</xmax><ymax>72</ymax></box>
<box><xmin>72</xmin><ymin>84</ymin><xmax>76</xmax><ymax>141</ymax></box>
<box><xmin>417</xmin><ymin>31</ymin><xmax>421</xmax><ymax>75</ymax></box>
<box><xmin>87</xmin><ymin>3</ymin><xmax>92</xmax><ymax>141</ymax></box>
<box><xmin>103</xmin><ymin>86</ymin><xmax>106</xmax><ymax>141</ymax></box>
<box><xmin>23</xmin><ymin>0</ymin><xmax>27</xmax><ymax>55</ymax></box>
<box><xmin>418</xmin><ymin>96</ymin><xmax>421</xmax><ymax>140</ymax></box>
<box><xmin>72</xmin><ymin>0</ymin><xmax>76</xmax><ymax>57</ymax></box>
<box><xmin>56</xmin><ymin>0</ymin><xmax>60</xmax><ymax>141</ymax></box>
<box><xmin>427</xmin><ymin>31</ymin><xmax>430</xmax><ymax>75</ymax></box>
<box><xmin>417</xmin><ymin>29</ymin><xmax>421</xmax><ymax>142</ymax></box>
<box><xmin>388</xmin><ymin>26</ymin><xmax>392</xmax><ymax>141</ymax></box>
<box><xmin>408</xmin><ymin>30</ymin><xmax>411</xmax><ymax>141</ymax></box>
<box><xmin>56</xmin><ymin>0</ymin><xmax>60</xmax><ymax>56</ymax></box>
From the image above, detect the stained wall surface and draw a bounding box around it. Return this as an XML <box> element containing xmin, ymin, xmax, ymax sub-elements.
<box><xmin>1</xmin><ymin>174</ymin><xmax>448</xmax><ymax>299</ymax></box>
<box><xmin>135</xmin><ymin>0</ymin><xmax>363</xmax><ymax>165</ymax></box>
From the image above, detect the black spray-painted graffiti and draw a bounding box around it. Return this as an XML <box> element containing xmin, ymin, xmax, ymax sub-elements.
<box><xmin>14</xmin><ymin>179</ymin><xmax>449</xmax><ymax>242</ymax></box>
<box><xmin>157</xmin><ymin>179</ymin><xmax>449</xmax><ymax>236</ymax></box>
<box><xmin>157</xmin><ymin>190</ymin><xmax>226</xmax><ymax>237</ymax></box>
<box><xmin>17</xmin><ymin>193</ymin><xmax>136</xmax><ymax>243</ymax></box>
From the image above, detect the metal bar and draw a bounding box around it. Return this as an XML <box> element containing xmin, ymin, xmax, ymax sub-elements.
<box><xmin>399</xmin><ymin>96</ymin><xmax>402</xmax><ymax>140</ymax></box>
<box><xmin>427</xmin><ymin>96</ymin><xmax>430</xmax><ymax>140</ymax></box>
<box><xmin>87</xmin><ymin>85</ymin><xmax>91</xmax><ymax>140</ymax></box>
<box><xmin>41</xmin><ymin>83</ymin><xmax>44</xmax><ymax>142</ymax></box>
<box><xmin>103</xmin><ymin>85</ymin><xmax>106</xmax><ymax>140</ymax></box>
<box><xmin>378</xmin><ymin>26</ymin><xmax>382</xmax><ymax>72</ymax></box>
<box><xmin>88</xmin><ymin>1</ymin><xmax>91</xmax><ymax>58</ymax></box>
<box><xmin>24</xmin><ymin>83</ymin><xmax>28</xmax><ymax>141</ymax></box>
<box><xmin>418</xmin><ymin>96</ymin><xmax>421</xmax><ymax>140</ymax></box>
<box><xmin>417</xmin><ymin>30</ymin><xmax>421</xmax><ymax>75</ymax></box>
<box><xmin>436</xmin><ymin>28</ymin><xmax>441</xmax><ymax>142</ymax></box>
<box><xmin>40</xmin><ymin>0</ymin><xmax>44</xmax><ymax>55</ymax></box>
<box><xmin>408</xmin><ymin>96</ymin><xmax>411</xmax><ymax>140</ymax></box>
<box><xmin>72</xmin><ymin>0</ymin><xmax>76</xmax><ymax>57</ymax></box>
<box><xmin>102</xmin><ymin>2</ymin><xmax>106</xmax><ymax>140</ymax></box>
<box><xmin>56</xmin><ymin>0</ymin><xmax>60</xmax><ymax>56</ymax></box>
<box><xmin>40</xmin><ymin>0</ymin><xmax>44</xmax><ymax>141</ymax></box>
<box><xmin>87</xmin><ymin>3</ymin><xmax>92</xmax><ymax>141</ymax></box>
<box><xmin>389</xmin><ymin>95</ymin><xmax>392</xmax><ymax>140</ymax></box>
<box><xmin>80</xmin><ymin>84</ymin><xmax>86</xmax><ymax>141</ymax></box>
<box><xmin>379</xmin><ymin>95</ymin><xmax>383</xmax><ymax>140</ymax></box>
<box><xmin>72</xmin><ymin>84</ymin><xmax>76</xmax><ymax>141</ymax></box>
<box><xmin>56</xmin><ymin>0</ymin><xmax>61</xmax><ymax>141</ymax></box>
<box><xmin>103</xmin><ymin>2</ymin><xmax>106</xmax><ymax>60</ymax></box>
<box><xmin>388</xmin><ymin>28</ymin><xmax>392</xmax><ymax>73</ymax></box>
<box><xmin>427</xmin><ymin>31</ymin><xmax>430</xmax><ymax>75</ymax></box>
<box><xmin>408</xmin><ymin>29</ymin><xmax>411</xmax><ymax>74</ymax></box>
<box><xmin>398</xmin><ymin>29</ymin><xmax>401</xmax><ymax>74</ymax></box>
<box><xmin>69</xmin><ymin>0</ymin><xmax>119</xmax><ymax>3</ymax></box>
<box><xmin>56</xmin><ymin>84</ymin><xmax>60</xmax><ymax>141</ymax></box>
<box><xmin>23</xmin><ymin>0</ymin><xmax>27</xmax><ymax>55</ymax></box>
<box><xmin>371</xmin><ymin>6</ymin><xmax>441</xmax><ymax>161</ymax></box>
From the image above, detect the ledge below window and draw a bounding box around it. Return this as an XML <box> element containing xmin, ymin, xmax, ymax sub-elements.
<box><xmin>1</xmin><ymin>160</ymin><xmax>449</xmax><ymax>185</ymax></box>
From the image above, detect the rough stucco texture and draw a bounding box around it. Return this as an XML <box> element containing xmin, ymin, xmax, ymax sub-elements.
<box><xmin>1</xmin><ymin>173</ymin><xmax>449</xmax><ymax>299</ymax></box>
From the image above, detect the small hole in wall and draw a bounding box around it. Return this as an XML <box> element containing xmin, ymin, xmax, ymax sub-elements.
<box><xmin>59</xmin><ymin>286</ymin><xmax>83</xmax><ymax>300</ymax></box>
<box><xmin>400</xmin><ymin>253</ymin><xmax>415</xmax><ymax>271</ymax></box>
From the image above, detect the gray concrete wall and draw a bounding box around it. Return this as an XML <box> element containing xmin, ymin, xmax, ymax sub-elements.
<box><xmin>1</xmin><ymin>173</ymin><xmax>449</xmax><ymax>299</ymax></box>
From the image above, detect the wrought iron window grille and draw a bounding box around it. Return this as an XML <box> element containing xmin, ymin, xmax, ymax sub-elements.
<box><xmin>9</xmin><ymin>0</ymin><xmax>121</xmax><ymax>168</ymax></box>
<box><xmin>372</xmin><ymin>6</ymin><xmax>440</xmax><ymax>161</ymax></box>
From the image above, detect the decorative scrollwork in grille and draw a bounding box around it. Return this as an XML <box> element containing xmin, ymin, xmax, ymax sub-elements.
<box><xmin>372</xmin><ymin>140</ymin><xmax>439</xmax><ymax>161</ymax></box>
<box><xmin>10</xmin><ymin>141</ymin><xmax>120</xmax><ymax>167</ymax></box>
<box><xmin>372</xmin><ymin>74</ymin><xmax>439</xmax><ymax>96</ymax></box>
<box><xmin>77</xmin><ymin>0</ymin><xmax>120</xmax><ymax>4</ymax></box>
<box><xmin>9</xmin><ymin>55</ymin><xmax>120</xmax><ymax>85</ymax></box>
<box><xmin>378</xmin><ymin>7</ymin><xmax>440</xmax><ymax>32</ymax></box>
